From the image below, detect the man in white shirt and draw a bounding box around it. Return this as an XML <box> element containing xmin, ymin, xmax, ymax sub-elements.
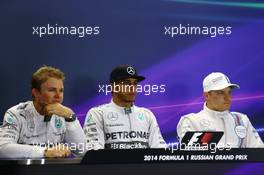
<box><xmin>0</xmin><ymin>66</ymin><xmax>86</xmax><ymax>158</ymax></box>
<box><xmin>177</xmin><ymin>72</ymin><xmax>263</xmax><ymax>148</ymax></box>
<box><xmin>83</xmin><ymin>65</ymin><xmax>166</xmax><ymax>149</ymax></box>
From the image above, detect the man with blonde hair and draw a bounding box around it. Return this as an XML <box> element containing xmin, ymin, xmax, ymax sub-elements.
<box><xmin>0</xmin><ymin>66</ymin><xmax>86</xmax><ymax>158</ymax></box>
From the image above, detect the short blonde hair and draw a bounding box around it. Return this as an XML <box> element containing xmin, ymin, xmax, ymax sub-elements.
<box><xmin>31</xmin><ymin>65</ymin><xmax>65</xmax><ymax>91</ymax></box>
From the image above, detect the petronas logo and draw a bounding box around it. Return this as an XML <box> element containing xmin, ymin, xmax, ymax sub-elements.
<box><xmin>6</xmin><ymin>114</ymin><xmax>15</xmax><ymax>124</ymax></box>
<box><xmin>137</xmin><ymin>114</ymin><xmax>144</xmax><ymax>121</ymax></box>
<box><xmin>55</xmin><ymin>118</ymin><xmax>62</xmax><ymax>128</ymax></box>
<box><xmin>86</xmin><ymin>114</ymin><xmax>93</xmax><ymax>123</ymax></box>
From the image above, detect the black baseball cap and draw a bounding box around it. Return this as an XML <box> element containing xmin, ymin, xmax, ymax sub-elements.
<box><xmin>110</xmin><ymin>65</ymin><xmax>145</xmax><ymax>83</ymax></box>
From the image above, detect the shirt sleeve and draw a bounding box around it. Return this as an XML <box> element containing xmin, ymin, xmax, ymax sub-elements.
<box><xmin>83</xmin><ymin>108</ymin><xmax>105</xmax><ymax>150</ymax></box>
<box><xmin>65</xmin><ymin>117</ymin><xmax>87</xmax><ymax>156</ymax></box>
<box><xmin>177</xmin><ymin>114</ymin><xmax>195</xmax><ymax>141</ymax></box>
<box><xmin>243</xmin><ymin>116</ymin><xmax>264</xmax><ymax>148</ymax></box>
<box><xmin>0</xmin><ymin>111</ymin><xmax>45</xmax><ymax>158</ymax></box>
<box><xmin>147</xmin><ymin>110</ymin><xmax>167</xmax><ymax>148</ymax></box>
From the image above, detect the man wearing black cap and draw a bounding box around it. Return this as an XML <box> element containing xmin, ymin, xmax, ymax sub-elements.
<box><xmin>83</xmin><ymin>65</ymin><xmax>166</xmax><ymax>149</ymax></box>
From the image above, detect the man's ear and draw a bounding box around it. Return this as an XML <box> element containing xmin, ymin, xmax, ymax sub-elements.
<box><xmin>32</xmin><ymin>88</ymin><xmax>40</xmax><ymax>100</ymax></box>
<box><xmin>203</xmin><ymin>92</ymin><xmax>209</xmax><ymax>101</ymax></box>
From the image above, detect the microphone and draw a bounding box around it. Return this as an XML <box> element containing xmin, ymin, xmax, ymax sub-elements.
<box><xmin>44</xmin><ymin>115</ymin><xmax>52</xmax><ymax>122</ymax></box>
<box><xmin>124</xmin><ymin>107</ymin><xmax>132</xmax><ymax>114</ymax></box>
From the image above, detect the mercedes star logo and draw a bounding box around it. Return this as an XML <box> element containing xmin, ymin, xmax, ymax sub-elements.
<box><xmin>127</xmin><ymin>66</ymin><xmax>135</xmax><ymax>75</ymax></box>
<box><xmin>107</xmin><ymin>112</ymin><xmax>118</xmax><ymax>121</ymax></box>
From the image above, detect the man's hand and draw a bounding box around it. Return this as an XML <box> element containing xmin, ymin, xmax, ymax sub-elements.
<box><xmin>45</xmin><ymin>103</ymin><xmax>73</xmax><ymax>119</ymax></box>
<box><xmin>44</xmin><ymin>144</ymin><xmax>71</xmax><ymax>158</ymax></box>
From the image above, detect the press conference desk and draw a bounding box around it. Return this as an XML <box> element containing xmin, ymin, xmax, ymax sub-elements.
<box><xmin>1</xmin><ymin>149</ymin><xmax>264</xmax><ymax>175</ymax></box>
<box><xmin>0</xmin><ymin>157</ymin><xmax>81</xmax><ymax>165</ymax></box>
